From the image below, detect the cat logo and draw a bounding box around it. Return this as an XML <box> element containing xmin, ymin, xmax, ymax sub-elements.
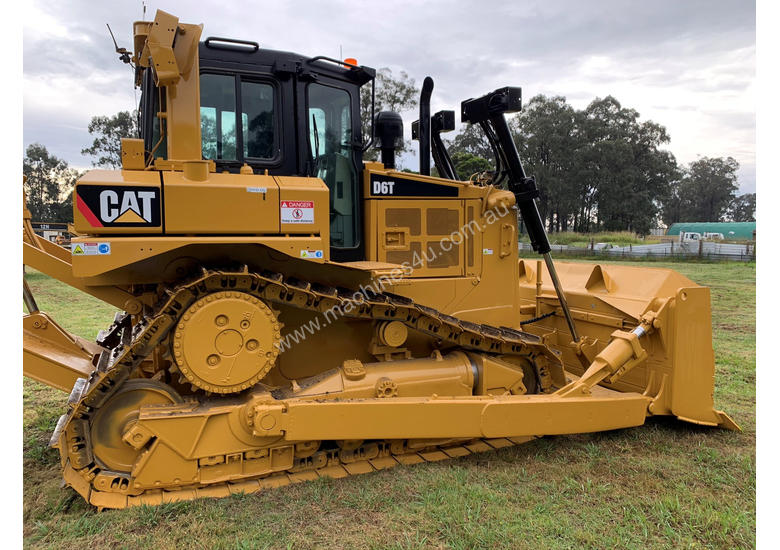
<box><xmin>98</xmin><ymin>190</ymin><xmax>156</xmax><ymax>223</ymax></box>
<box><xmin>76</xmin><ymin>185</ymin><xmax>161</xmax><ymax>228</ymax></box>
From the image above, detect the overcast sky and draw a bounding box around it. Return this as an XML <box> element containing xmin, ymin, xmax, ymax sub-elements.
<box><xmin>23</xmin><ymin>0</ymin><xmax>756</xmax><ymax>193</ymax></box>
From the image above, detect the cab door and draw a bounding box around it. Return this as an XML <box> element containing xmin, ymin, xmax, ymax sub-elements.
<box><xmin>305</xmin><ymin>80</ymin><xmax>363</xmax><ymax>261</ymax></box>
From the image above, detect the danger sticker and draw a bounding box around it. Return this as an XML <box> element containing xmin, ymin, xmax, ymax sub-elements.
<box><xmin>281</xmin><ymin>200</ymin><xmax>314</xmax><ymax>224</ymax></box>
<box><xmin>72</xmin><ymin>242</ymin><xmax>111</xmax><ymax>256</ymax></box>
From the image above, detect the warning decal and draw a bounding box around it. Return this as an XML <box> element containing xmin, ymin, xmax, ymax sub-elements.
<box><xmin>72</xmin><ymin>242</ymin><xmax>111</xmax><ymax>256</ymax></box>
<box><xmin>300</xmin><ymin>250</ymin><xmax>324</xmax><ymax>259</ymax></box>
<box><xmin>280</xmin><ymin>200</ymin><xmax>314</xmax><ymax>224</ymax></box>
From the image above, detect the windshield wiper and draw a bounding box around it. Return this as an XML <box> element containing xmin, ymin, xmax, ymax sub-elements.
<box><xmin>311</xmin><ymin>114</ymin><xmax>322</xmax><ymax>175</ymax></box>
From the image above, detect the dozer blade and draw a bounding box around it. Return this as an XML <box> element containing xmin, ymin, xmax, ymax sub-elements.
<box><xmin>516</xmin><ymin>259</ymin><xmax>739</xmax><ymax>431</ymax></box>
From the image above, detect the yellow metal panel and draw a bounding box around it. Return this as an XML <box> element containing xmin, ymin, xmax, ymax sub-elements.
<box><xmin>142</xmin><ymin>11</ymin><xmax>179</xmax><ymax>84</ymax></box>
<box><xmin>164</xmin><ymin>23</ymin><xmax>203</xmax><ymax>160</ymax></box>
<box><xmin>364</xmin><ymin>198</ymin><xmax>379</xmax><ymax>259</ymax></box>
<box><xmin>253</xmin><ymin>393</ymin><xmax>650</xmax><ymax>441</ymax></box>
<box><xmin>276</xmin><ymin>176</ymin><xmax>330</xmax><ymax>244</ymax></box>
<box><xmin>465</xmin><ymin>202</ymin><xmax>482</xmax><ymax>277</ymax></box>
<box><xmin>23</xmin><ymin>313</ymin><xmax>99</xmax><ymax>392</ymax></box>
<box><xmin>670</xmin><ymin>286</ymin><xmax>722</xmax><ymax>426</ymax></box>
<box><xmin>69</xmin><ymin>236</ymin><xmax>329</xmax><ymax>280</ymax></box>
<box><xmin>148</xmin><ymin>42</ymin><xmax>179</xmax><ymax>86</ymax></box>
<box><xmin>163</xmin><ymin>172</ymin><xmax>280</xmax><ymax>234</ymax></box>
<box><xmin>135</xmin><ymin>9</ymin><xmax>203</xmax><ymax>161</ymax></box>
<box><xmin>374</xmin><ymin>199</ymin><xmax>464</xmax><ymax>277</ymax></box>
<box><xmin>121</xmin><ymin>139</ymin><xmax>145</xmax><ymax>170</ymax></box>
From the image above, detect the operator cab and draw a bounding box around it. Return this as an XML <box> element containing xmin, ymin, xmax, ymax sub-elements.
<box><xmin>139</xmin><ymin>37</ymin><xmax>375</xmax><ymax>262</ymax></box>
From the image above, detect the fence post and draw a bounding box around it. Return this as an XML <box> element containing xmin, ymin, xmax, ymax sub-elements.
<box><xmin>670</xmin><ymin>241</ymin><xmax>674</xmax><ymax>255</ymax></box>
<box><xmin>699</xmin><ymin>239</ymin><xmax>703</xmax><ymax>257</ymax></box>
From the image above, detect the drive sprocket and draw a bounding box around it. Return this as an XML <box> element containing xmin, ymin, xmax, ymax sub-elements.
<box><xmin>171</xmin><ymin>291</ymin><xmax>281</xmax><ymax>393</ymax></box>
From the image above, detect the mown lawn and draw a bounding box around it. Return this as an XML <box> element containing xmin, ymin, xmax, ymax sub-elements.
<box><xmin>519</xmin><ymin>230</ymin><xmax>662</xmax><ymax>247</ymax></box>
<box><xmin>22</xmin><ymin>261</ymin><xmax>755</xmax><ymax>549</ymax></box>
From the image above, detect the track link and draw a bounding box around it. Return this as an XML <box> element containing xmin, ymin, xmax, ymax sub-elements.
<box><xmin>51</xmin><ymin>267</ymin><xmax>561</xmax><ymax>508</ymax></box>
<box><xmin>101</xmin><ymin>436</ymin><xmax>537</xmax><ymax>508</ymax></box>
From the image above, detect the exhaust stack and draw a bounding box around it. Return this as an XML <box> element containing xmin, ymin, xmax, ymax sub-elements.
<box><xmin>418</xmin><ymin>76</ymin><xmax>433</xmax><ymax>175</ymax></box>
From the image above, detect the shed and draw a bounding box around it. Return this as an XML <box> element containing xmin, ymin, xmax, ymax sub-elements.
<box><xmin>666</xmin><ymin>222</ymin><xmax>756</xmax><ymax>240</ymax></box>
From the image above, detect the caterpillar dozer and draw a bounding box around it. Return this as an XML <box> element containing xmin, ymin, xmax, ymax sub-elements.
<box><xmin>22</xmin><ymin>10</ymin><xmax>738</xmax><ymax>510</ymax></box>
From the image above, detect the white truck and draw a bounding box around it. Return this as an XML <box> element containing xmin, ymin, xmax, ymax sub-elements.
<box><xmin>679</xmin><ymin>231</ymin><xmax>724</xmax><ymax>243</ymax></box>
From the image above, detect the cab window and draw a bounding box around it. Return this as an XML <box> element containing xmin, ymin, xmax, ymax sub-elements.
<box><xmin>241</xmin><ymin>81</ymin><xmax>275</xmax><ymax>159</ymax></box>
<box><xmin>140</xmin><ymin>68</ymin><xmax>167</xmax><ymax>161</ymax></box>
<box><xmin>200</xmin><ymin>74</ymin><xmax>278</xmax><ymax>164</ymax></box>
<box><xmin>307</xmin><ymin>83</ymin><xmax>358</xmax><ymax>249</ymax></box>
<box><xmin>200</xmin><ymin>74</ymin><xmax>237</xmax><ymax>161</ymax></box>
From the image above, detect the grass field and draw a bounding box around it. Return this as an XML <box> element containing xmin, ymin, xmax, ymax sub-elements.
<box><xmin>519</xmin><ymin>231</ymin><xmax>662</xmax><ymax>247</ymax></box>
<box><xmin>22</xmin><ymin>261</ymin><xmax>756</xmax><ymax>549</ymax></box>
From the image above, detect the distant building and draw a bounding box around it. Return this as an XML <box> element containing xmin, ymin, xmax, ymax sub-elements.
<box><xmin>666</xmin><ymin>222</ymin><xmax>756</xmax><ymax>240</ymax></box>
<box><xmin>31</xmin><ymin>222</ymin><xmax>70</xmax><ymax>246</ymax></box>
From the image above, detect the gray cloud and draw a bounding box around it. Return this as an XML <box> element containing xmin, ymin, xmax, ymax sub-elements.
<box><xmin>23</xmin><ymin>0</ymin><xmax>755</xmax><ymax>192</ymax></box>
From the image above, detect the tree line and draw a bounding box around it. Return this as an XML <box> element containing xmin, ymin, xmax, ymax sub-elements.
<box><xmin>445</xmin><ymin>95</ymin><xmax>754</xmax><ymax>234</ymax></box>
<box><xmin>26</xmin><ymin>72</ymin><xmax>754</xmax><ymax>234</ymax></box>
<box><xmin>360</xmin><ymin>75</ymin><xmax>754</xmax><ymax>233</ymax></box>
<box><xmin>23</xmin><ymin>112</ymin><xmax>136</xmax><ymax>222</ymax></box>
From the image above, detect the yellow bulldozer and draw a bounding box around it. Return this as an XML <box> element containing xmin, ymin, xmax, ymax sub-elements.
<box><xmin>22</xmin><ymin>10</ymin><xmax>738</xmax><ymax>510</ymax></box>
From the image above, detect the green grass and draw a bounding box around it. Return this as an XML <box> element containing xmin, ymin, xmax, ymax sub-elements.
<box><xmin>23</xmin><ymin>262</ymin><xmax>755</xmax><ymax>549</ymax></box>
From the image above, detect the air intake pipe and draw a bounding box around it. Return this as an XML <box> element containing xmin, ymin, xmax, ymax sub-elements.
<box><xmin>373</xmin><ymin>111</ymin><xmax>404</xmax><ymax>169</ymax></box>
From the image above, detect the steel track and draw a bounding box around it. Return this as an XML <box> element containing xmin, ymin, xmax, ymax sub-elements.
<box><xmin>51</xmin><ymin>266</ymin><xmax>560</xmax><ymax>508</ymax></box>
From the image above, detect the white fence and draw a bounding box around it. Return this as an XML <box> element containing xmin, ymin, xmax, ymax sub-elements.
<box><xmin>519</xmin><ymin>241</ymin><xmax>756</xmax><ymax>261</ymax></box>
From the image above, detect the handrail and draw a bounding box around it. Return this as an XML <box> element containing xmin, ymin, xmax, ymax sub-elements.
<box><xmin>204</xmin><ymin>36</ymin><xmax>259</xmax><ymax>52</ymax></box>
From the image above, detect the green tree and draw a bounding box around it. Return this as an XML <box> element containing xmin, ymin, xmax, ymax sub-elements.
<box><xmin>81</xmin><ymin>110</ymin><xmax>139</xmax><ymax>168</ymax></box>
<box><xmin>511</xmin><ymin>95</ymin><xmax>580</xmax><ymax>232</ymax></box>
<box><xmin>446</xmin><ymin>122</ymin><xmax>493</xmax><ymax>160</ymax></box>
<box><xmin>662</xmin><ymin>157</ymin><xmax>740</xmax><ymax>224</ymax></box>
<box><xmin>660</xmin><ymin>177</ymin><xmax>686</xmax><ymax>226</ymax></box>
<box><xmin>728</xmin><ymin>192</ymin><xmax>756</xmax><ymax>222</ymax></box>
<box><xmin>200</xmin><ymin>111</ymin><xmax>237</xmax><ymax>160</ymax></box>
<box><xmin>576</xmin><ymin>96</ymin><xmax>677</xmax><ymax>234</ymax></box>
<box><xmin>450</xmin><ymin>151</ymin><xmax>492</xmax><ymax>181</ymax></box>
<box><xmin>681</xmin><ymin>157</ymin><xmax>739</xmax><ymax>222</ymax></box>
<box><xmin>360</xmin><ymin>68</ymin><xmax>419</xmax><ymax>162</ymax></box>
<box><xmin>23</xmin><ymin>143</ymin><xmax>79</xmax><ymax>222</ymax></box>
<box><xmin>445</xmin><ymin>94</ymin><xmax>680</xmax><ymax>235</ymax></box>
